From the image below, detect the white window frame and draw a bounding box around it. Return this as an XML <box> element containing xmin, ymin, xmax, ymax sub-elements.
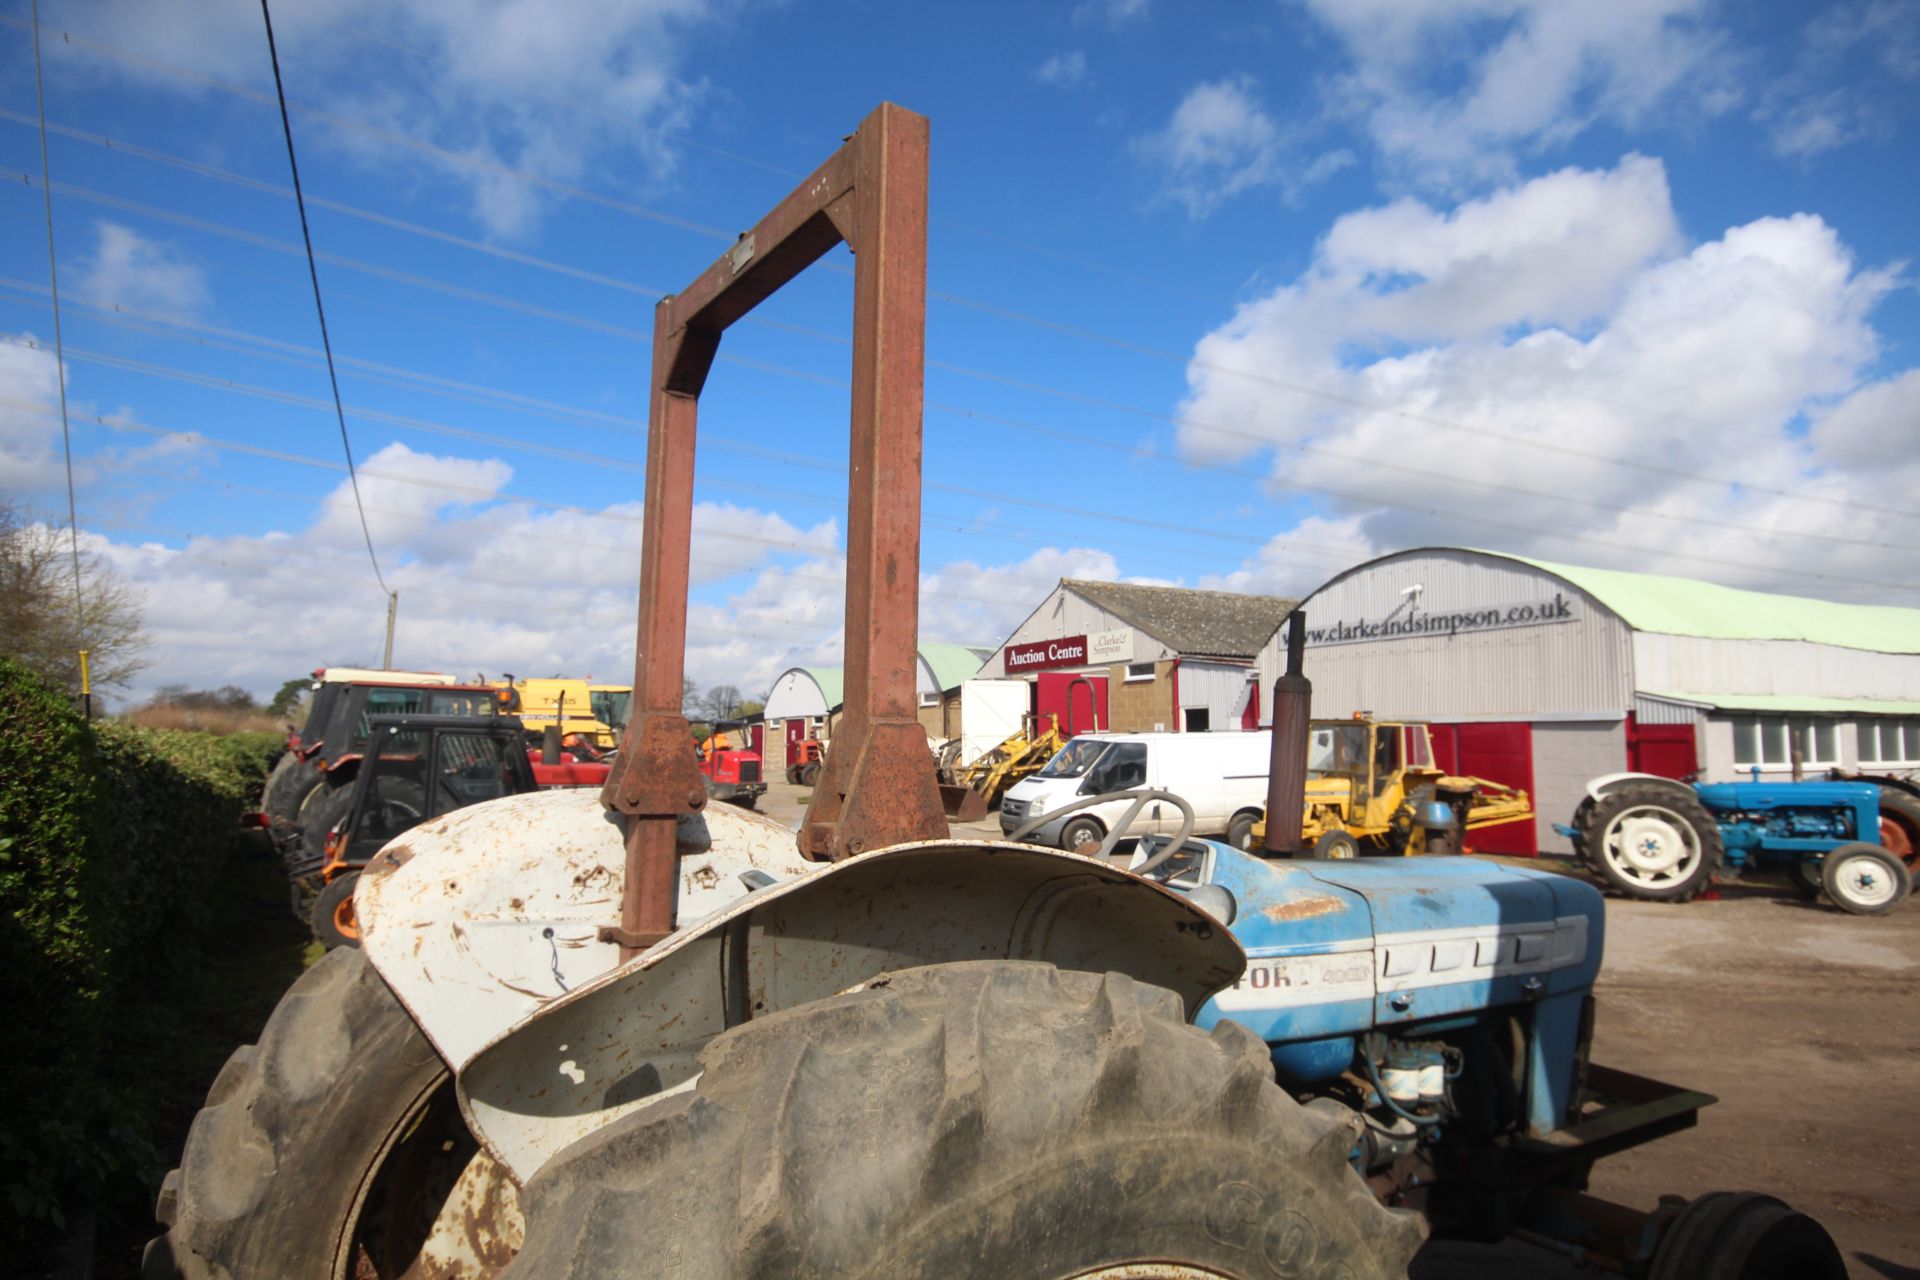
<box><xmin>1730</xmin><ymin>716</ymin><xmax>1840</xmax><ymax>771</ymax></box>
<box><xmin>1860</xmin><ymin>718</ymin><xmax>1920</xmax><ymax>766</ymax></box>
<box><xmin>918</xmin><ymin>690</ymin><xmax>940</xmax><ymax>708</ymax></box>
<box><xmin>1124</xmin><ymin>662</ymin><xmax>1156</xmax><ymax>683</ymax></box>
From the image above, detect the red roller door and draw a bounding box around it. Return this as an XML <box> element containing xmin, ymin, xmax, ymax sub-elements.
<box><xmin>1626</xmin><ymin>714</ymin><xmax>1697</xmax><ymax>779</ymax></box>
<box><xmin>1430</xmin><ymin>721</ymin><xmax>1538</xmax><ymax>856</ymax></box>
<box><xmin>1036</xmin><ymin>672</ymin><xmax>1108</xmax><ymax>736</ymax></box>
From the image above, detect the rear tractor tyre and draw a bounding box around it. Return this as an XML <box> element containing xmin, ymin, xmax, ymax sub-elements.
<box><xmin>310</xmin><ymin>871</ymin><xmax>363</xmax><ymax>950</ymax></box>
<box><xmin>1226</xmin><ymin>810</ymin><xmax>1259</xmax><ymax>852</ymax></box>
<box><xmin>1313</xmin><ymin>829</ymin><xmax>1361</xmax><ymax>859</ymax></box>
<box><xmin>1568</xmin><ymin>796</ymin><xmax>1601</xmax><ymax>869</ymax></box>
<box><xmin>1647</xmin><ymin>1190</ymin><xmax>1845</xmax><ymax>1280</ymax></box>
<box><xmin>1820</xmin><ymin>842</ymin><xmax>1911</xmax><ymax>916</ymax></box>
<box><xmin>1870</xmin><ymin>786</ymin><xmax>1920</xmax><ymax>876</ymax></box>
<box><xmin>798</xmin><ymin>760</ymin><xmax>821</xmax><ymax>788</ymax></box>
<box><xmin>503</xmin><ymin>961</ymin><xmax>1425</xmax><ymax>1280</ymax></box>
<box><xmin>1785</xmin><ymin>856</ymin><xmax>1824</xmax><ymax>901</ymax></box>
<box><xmin>261</xmin><ymin>752</ymin><xmax>319</xmax><ymax>855</ymax></box>
<box><xmin>143</xmin><ymin>947</ymin><xmax>520</xmax><ymax>1280</ymax></box>
<box><xmin>1589</xmin><ymin>784</ymin><xmax>1724</xmax><ymax>901</ymax></box>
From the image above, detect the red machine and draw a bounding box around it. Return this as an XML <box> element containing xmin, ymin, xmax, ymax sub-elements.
<box><xmin>697</xmin><ymin>719</ymin><xmax>766</xmax><ymax>808</ymax></box>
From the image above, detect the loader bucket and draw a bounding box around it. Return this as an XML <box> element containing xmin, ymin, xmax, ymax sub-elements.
<box><xmin>941</xmin><ymin>784</ymin><xmax>991</xmax><ymax>822</ymax></box>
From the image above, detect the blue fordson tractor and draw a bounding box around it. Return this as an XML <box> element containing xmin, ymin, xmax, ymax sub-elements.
<box><xmin>1564</xmin><ymin>772</ymin><xmax>1918</xmax><ymax>913</ymax></box>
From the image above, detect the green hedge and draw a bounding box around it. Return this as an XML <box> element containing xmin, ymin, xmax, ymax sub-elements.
<box><xmin>0</xmin><ymin>658</ymin><xmax>281</xmax><ymax>1240</ymax></box>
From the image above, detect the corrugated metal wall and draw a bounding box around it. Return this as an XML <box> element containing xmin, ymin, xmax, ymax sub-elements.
<box><xmin>1634</xmin><ymin>635</ymin><xmax>1920</xmax><ymax>701</ymax></box>
<box><xmin>1260</xmin><ymin>550</ymin><xmax>1635</xmax><ymax>720</ymax></box>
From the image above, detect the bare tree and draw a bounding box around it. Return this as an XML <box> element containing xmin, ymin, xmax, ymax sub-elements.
<box><xmin>699</xmin><ymin>684</ymin><xmax>746</xmax><ymax>722</ymax></box>
<box><xmin>0</xmin><ymin>503</ymin><xmax>149</xmax><ymax>694</ymax></box>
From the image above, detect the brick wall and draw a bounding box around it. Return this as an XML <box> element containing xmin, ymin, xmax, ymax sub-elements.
<box><xmin>1106</xmin><ymin>661</ymin><xmax>1175</xmax><ymax>732</ymax></box>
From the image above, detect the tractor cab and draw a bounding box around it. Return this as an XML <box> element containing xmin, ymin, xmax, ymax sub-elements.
<box><xmin>1303</xmin><ymin>717</ymin><xmax>1440</xmax><ymax>840</ymax></box>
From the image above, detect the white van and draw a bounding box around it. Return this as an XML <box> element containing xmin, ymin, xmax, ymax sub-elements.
<box><xmin>1000</xmin><ymin>731</ymin><xmax>1271</xmax><ymax>850</ymax></box>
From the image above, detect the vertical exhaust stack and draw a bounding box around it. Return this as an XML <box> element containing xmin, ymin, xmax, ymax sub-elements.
<box><xmin>1262</xmin><ymin>610</ymin><xmax>1311</xmax><ymax>859</ymax></box>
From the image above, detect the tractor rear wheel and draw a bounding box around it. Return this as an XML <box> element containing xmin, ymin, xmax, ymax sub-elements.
<box><xmin>1869</xmin><ymin>786</ymin><xmax>1920</xmax><ymax>875</ymax></box>
<box><xmin>1820</xmin><ymin>842</ymin><xmax>1911</xmax><ymax>916</ymax></box>
<box><xmin>798</xmin><ymin>760</ymin><xmax>821</xmax><ymax>787</ymax></box>
<box><xmin>1589</xmin><ymin>783</ymin><xmax>1723</xmax><ymax>901</ymax></box>
<box><xmin>143</xmin><ymin>947</ymin><xmax>521</xmax><ymax>1279</ymax></box>
<box><xmin>503</xmin><ymin>961</ymin><xmax>1424</xmax><ymax>1280</ymax></box>
<box><xmin>1647</xmin><ymin>1190</ymin><xmax>1845</xmax><ymax>1279</ymax></box>
<box><xmin>261</xmin><ymin>752</ymin><xmax>319</xmax><ymax>855</ymax></box>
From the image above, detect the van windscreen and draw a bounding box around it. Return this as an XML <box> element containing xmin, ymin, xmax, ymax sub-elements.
<box><xmin>1036</xmin><ymin>738</ymin><xmax>1108</xmax><ymax>779</ymax></box>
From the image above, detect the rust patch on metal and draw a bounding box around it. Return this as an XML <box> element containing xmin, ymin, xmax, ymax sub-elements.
<box><xmin>1262</xmin><ymin>895</ymin><xmax>1346</xmax><ymax>922</ymax></box>
<box><xmin>369</xmin><ymin>843</ymin><xmax>415</xmax><ymax>876</ymax></box>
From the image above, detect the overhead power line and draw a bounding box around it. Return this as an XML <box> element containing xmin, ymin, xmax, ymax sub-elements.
<box><xmin>256</xmin><ymin>0</ymin><xmax>386</xmax><ymax>599</ymax></box>
<box><xmin>27</xmin><ymin>0</ymin><xmax>83</xmax><ymax>639</ymax></box>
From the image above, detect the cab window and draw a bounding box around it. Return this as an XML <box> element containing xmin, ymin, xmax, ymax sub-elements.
<box><xmin>1087</xmin><ymin>742</ymin><xmax>1147</xmax><ymax>792</ymax></box>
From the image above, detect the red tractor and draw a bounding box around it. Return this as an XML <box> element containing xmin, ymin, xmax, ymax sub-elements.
<box><xmin>697</xmin><ymin>718</ymin><xmax>766</xmax><ymax>808</ymax></box>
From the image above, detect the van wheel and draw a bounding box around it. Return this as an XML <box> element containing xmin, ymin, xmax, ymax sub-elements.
<box><xmin>1060</xmin><ymin>816</ymin><xmax>1104</xmax><ymax>852</ymax></box>
<box><xmin>1227</xmin><ymin>811</ymin><xmax>1259</xmax><ymax>851</ymax></box>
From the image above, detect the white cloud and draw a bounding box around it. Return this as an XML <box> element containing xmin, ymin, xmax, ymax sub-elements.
<box><xmin>1135</xmin><ymin>76</ymin><xmax>1352</xmax><ymax>217</ymax></box>
<box><xmin>0</xmin><ymin>337</ymin><xmax>67</xmax><ymax>491</ymax></box>
<box><xmin>1297</xmin><ymin>0</ymin><xmax>1737</xmax><ymax>188</ymax></box>
<box><xmin>1755</xmin><ymin>1</ymin><xmax>1920</xmax><ymax>157</ymax></box>
<box><xmin>70</xmin><ymin>223</ymin><xmax>210</xmax><ymax>316</ymax></box>
<box><xmin>1176</xmin><ymin>158</ymin><xmax>1917</xmax><ymax>602</ymax></box>
<box><xmin>1074</xmin><ymin>0</ymin><xmax>1149</xmax><ymax>28</ymax></box>
<box><xmin>62</xmin><ymin>0</ymin><xmax>733</xmax><ymax>239</ymax></box>
<box><xmin>1035</xmin><ymin>51</ymin><xmax>1089</xmax><ymax>88</ymax></box>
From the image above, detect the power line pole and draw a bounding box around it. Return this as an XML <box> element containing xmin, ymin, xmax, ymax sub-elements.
<box><xmin>381</xmin><ymin>590</ymin><xmax>397</xmax><ymax>669</ymax></box>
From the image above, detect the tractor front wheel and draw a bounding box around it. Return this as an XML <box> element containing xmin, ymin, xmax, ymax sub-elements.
<box><xmin>1821</xmin><ymin>842</ymin><xmax>1912</xmax><ymax>916</ymax></box>
<box><xmin>1589</xmin><ymin>784</ymin><xmax>1724</xmax><ymax>901</ymax></box>
<box><xmin>311</xmin><ymin>871</ymin><xmax>363</xmax><ymax>949</ymax></box>
<box><xmin>1313</xmin><ymin>828</ymin><xmax>1361</xmax><ymax>859</ymax></box>
<box><xmin>502</xmin><ymin>961</ymin><xmax>1424</xmax><ymax>1280</ymax></box>
<box><xmin>143</xmin><ymin>948</ymin><xmax>520</xmax><ymax>1279</ymax></box>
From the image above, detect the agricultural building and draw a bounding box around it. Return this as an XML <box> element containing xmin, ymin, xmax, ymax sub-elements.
<box><xmin>977</xmin><ymin>579</ymin><xmax>1298</xmax><ymax>737</ymax></box>
<box><xmin>762</xmin><ymin>643</ymin><xmax>991</xmax><ymax>774</ymax></box>
<box><xmin>1255</xmin><ymin>548</ymin><xmax>1920</xmax><ymax>856</ymax></box>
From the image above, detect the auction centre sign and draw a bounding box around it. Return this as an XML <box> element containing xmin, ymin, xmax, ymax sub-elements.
<box><xmin>1305</xmin><ymin>592</ymin><xmax>1578</xmax><ymax>646</ymax></box>
<box><xmin>1005</xmin><ymin>634</ymin><xmax>1088</xmax><ymax>672</ymax></box>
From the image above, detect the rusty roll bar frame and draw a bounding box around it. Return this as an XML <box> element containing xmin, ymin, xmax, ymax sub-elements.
<box><xmin>597</xmin><ymin>104</ymin><xmax>948</xmax><ymax>953</ymax></box>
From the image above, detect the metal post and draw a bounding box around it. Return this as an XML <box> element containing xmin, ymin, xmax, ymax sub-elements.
<box><xmin>599</xmin><ymin>104</ymin><xmax>947</xmax><ymax>957</ymax></box>
<box><xmin>381</xmin><ymin>590</ymin><xmax>397</xmax><ymax>669</ymax></box>
<box><xmin>1262</xmin><ymin>611</ymin><xmax>1310</xmax><ymax>858</ymax></box>
<box><xmin>77</xmin><ymin>648</ymin><xmax>91</xmax><ymax>722</ymax></box>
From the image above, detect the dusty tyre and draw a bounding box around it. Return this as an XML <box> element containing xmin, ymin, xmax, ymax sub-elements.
<box><xmin>1870</xmin><ymin>786</ymin><xmax>1920</xmax><ymax>875</ymax></box>
<box><xmin>1785</xmin><ymin>856</ymin><xmax>1824</xmax><ymax>901</ymax></box>
<box><xmin>310</xmin><ymin>871</ymin><xmax>363</xmax><ymax>949</ymax></box>
<box><xmin>293</xmin><ymin>783</ymin><xmax>356</xmax><ymax>881</ymax></box>
<box><xmin>1589</xmin><ymin>783</ymin><xmax>1724</xmax><ymax>901</ymax></box>
<box><xmin>1647</xmin><ymin>1190</ymin><xmax>1845</xmax><ymax>1280</ymax></box>
<box><xmin>1314</xmin><ymin>828</ymin><xmax>1361</xmax><ymax>859</ymax></box>
<box><xmin>505</xmin><ymin>961</ymin><xmax>1423</xmax><ymax>1280</ymax></box>
<box><xmin>1568</xmin><ymin>796</ymin><xmax>1601</xmax><ymax>868</ymax></box>
<box><xmin>1227</xmin><ymin>810</ymin><xmax>1259</xmax><ymax>851</ymax></box>
<box><xmin>1820</xmin><ymin>842</ymin><xmax>1911</xmax><ymax>916</ymax></box>
<box><xmin>798</xmin><ymin>760</ymin><xmax>821</xmax><ymax>787</ymax></box>
<box><xmin>1059</xmin><ymin>814</ymin><xmax>1105</xmax><ymax>852</ymax></box>
<box><xmin>143</xmin><ymin>947</ymin><xmax>520</xmax><ymax>1280</ymax></box>
<box><xmin>262</xmin><ymin>752</ymin><xmax>318</xmax><ymax>854</ymax></box>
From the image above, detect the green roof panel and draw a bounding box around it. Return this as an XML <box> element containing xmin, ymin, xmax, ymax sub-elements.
<box><xmin>1474</xmin><ymin>550</ymin><xmax>1920</xmax><ymax>654</ymax></box>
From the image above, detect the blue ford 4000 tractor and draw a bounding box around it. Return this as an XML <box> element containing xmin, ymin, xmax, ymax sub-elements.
<box><xmin>146</xmin><ymin>106</ymin><xmax>1842</xmax><ymax>1280</ymax></box>
<box><xmin>1564</xmin><ymin>772</ymin><xmax>1917</xmax><ymax>912</ymax></box>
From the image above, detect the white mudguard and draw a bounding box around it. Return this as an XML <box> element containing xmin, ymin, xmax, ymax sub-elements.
<box><xmin>354</xmin><ymin>789</ymin><xmax>1244</xmax><ymax>1184</ymax></box>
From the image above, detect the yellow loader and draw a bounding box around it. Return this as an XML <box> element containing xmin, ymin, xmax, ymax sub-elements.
<box><xmin>1247</xmin><ymin>715</ymin><xmax>1533</xmax><ymax>857</ymax></box>
<box><xmin>940</xmin><ymin>714</ymin><xmax>1069</xmax><ymax>822</ymax></box>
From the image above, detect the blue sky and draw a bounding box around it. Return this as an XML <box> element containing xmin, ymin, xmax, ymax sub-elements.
<box><xmin>2</xmin><ymin>0</ymin><xmax>1916</xmax><ymax>704</ymax></box>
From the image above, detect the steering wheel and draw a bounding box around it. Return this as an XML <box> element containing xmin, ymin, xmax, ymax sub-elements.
<box><xmin>1004</xmin><ymin>788</ymin><xmax>1195</xmax><ymax>874</ymax></box>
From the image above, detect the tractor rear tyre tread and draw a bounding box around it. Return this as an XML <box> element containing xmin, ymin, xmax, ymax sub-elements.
<box><xmin>142</xmin><ymin>948</ymin><xmax>482</xmax><ymax>1280</ymax></box>
<box><xmin>1588</xmin><ymin>783</ymin><xmax>1724</xmax><ymax>902</ymax></box>
<box><xmin>1647</xmin><ymin>1190</ymin><xmax>1845</xmax><ymax>1280</ymax></box>
<box><xmin>293</xmin><ymin>783</ymin><xmax>356</xmax><ymax>880</ymax></box>
<box><xmin>504</xmin><ymin>960</ymin><xmax>1425</xmax><ymax>1280</ymax></box>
